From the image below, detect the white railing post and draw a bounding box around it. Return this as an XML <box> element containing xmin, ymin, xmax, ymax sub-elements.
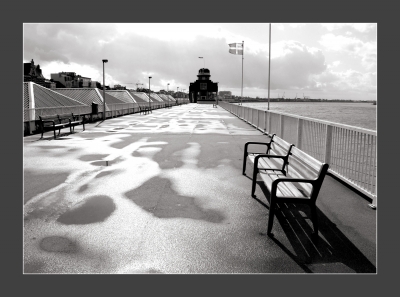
<box><xmin>324</xmin><ymin>125</ymin><xmax>333</xmax><ymax>164</ymax></box>
<box><xmin>268</xmin><ymin>111</ymin><xmax>272</xmax><ymax>135</ymax></box>
<box><xmin>264</xmin><ymin>111</ymin><xmax>267</xmax><ymax>133</ymax></box>
<box><xmin>279</xmin><ymin>114</ymin><xmax>283</xmax><ymax>137</ymax></box>
<box><xmin>297</xmin><ymin>118</ymin><xmax>303</xmax><ymax>149</ymax></box>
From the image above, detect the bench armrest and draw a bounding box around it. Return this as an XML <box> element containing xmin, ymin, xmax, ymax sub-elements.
<box><xmin>244</xmin><ymin>142</ymin><xmax>273</xmax><ymax>156</ymax></box>
<box><xmin>254</xmin><ymin>154</ymin><xmax>287</xmax><ymax>160</ymax></box>
<box><xmin>270</xmin><ymin>177</ymin><xmax>317</xmax><ymax>198</ymax></box>
<box><xmin>272</xmin><ymin>177</ymin><xmax>317</xmax><ymax>185</ymax></box>
<box><xmin>245</xmin><ymin>141</ymin><xmax>272</xmax><ymax>146</ymax></box>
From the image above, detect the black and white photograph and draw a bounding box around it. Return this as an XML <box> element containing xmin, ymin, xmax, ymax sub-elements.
<box><xmin>22</xmin><ymin>22</ymin><xmax>377</xmax><ymax>275</ymax></box>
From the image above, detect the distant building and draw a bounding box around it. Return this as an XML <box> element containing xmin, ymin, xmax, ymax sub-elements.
<box><xmin>188</xmin><ymin>68</ymin><xmax>218</xmax><ymax>103</ymax></box>
<box><xmin>113</xmin><ymin>84</ymin><xmax>126</xmax><ymax>90</ymax></box>
<box><xmin>50</xmin><ymin>71</ymin><xmax>94</xmax><ymax>88</ymax></box>
<box><xmin>218</xmin><ymin>91</ymin><xmax>232</xmax><ymax>99</ymax></box>
<box><xmin>24</xmin><ymin>59</ymin><xmax>56</xmax><ymax>88</ymax></box>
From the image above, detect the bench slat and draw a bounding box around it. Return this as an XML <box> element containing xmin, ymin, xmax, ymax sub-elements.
<box><xmin>268</xmin><ymin>142</ymin><xmax>289</xmax><ymax>156</ymax></box>
<box><xmin>290</xmin><ymin>146</ymin><xmax>322</xmax><ymax>172</ymax></box>
<box><xmin>249</xmin><ymin>155</ymin><xmax>285</xmax><ymax>170</ymax></box>
<box><xmin>271</xmin><ymin>136</ymin><xmax>291</xmax><ymax>151</ymax></box>
<box><xmin>259</xmin><ymin>171</ymin><xmax>305</xmax><ymax>198</ymax></box>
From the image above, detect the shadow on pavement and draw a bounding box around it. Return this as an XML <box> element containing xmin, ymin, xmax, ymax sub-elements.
<box><xmin>254</xmin><ymin>182</ymin><xmax>376</xmax><ymax>273</ymax></box>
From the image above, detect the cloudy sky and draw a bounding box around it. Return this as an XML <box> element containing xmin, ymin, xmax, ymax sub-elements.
<box><xmin>23</xmin><ymin>23</ymin><xmax>377</xmax><ymax>100</ymax></box>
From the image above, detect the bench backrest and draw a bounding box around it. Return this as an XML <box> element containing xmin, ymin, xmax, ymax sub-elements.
<box><xmin>39</xmin><ymin>115</ymin><xmax>58</xmax><ymax>121</ymax></box>
<box><xmin>287</xmin><ymin>146</ymin><xmax>329</xmax><ymax>199</ymax></box>
<box><xmin>267</xmin><ymin>135</ymin><xmax>292</xmax><ymax>156</ymax></box>
<box><xmin>39</xmin><ymin>115</ymin><xmax>60</xmax><ymax>127</ymax></box>
<box><xmin>57</xmin><ymin>113</ymin><xmax>73</xmax><ymax>124</ymax></box>
<box><xmin>258</xmin><ymin>135</ymin><xmax>294</xmax><ymax>172</ymax></box>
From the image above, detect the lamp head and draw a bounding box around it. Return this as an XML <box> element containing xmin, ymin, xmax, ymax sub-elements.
<box><xmin>102</xmin><ymin>59</ymin><xmax>108</xmax><ymax>63</ymax></box>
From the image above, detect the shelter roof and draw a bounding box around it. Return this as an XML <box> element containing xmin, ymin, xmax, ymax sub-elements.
<box><xmin>149</xmin><ymin>93</ymin><xmax>164</xmax><ymax>102</ymax></box>
<box><xmin>106</xmin><ymin>90</ymin><xmax>137</xmax><ymax>104</ymax></box>
<box><xmin>24</xmin><ymin>82</ymin><xmax>85</xmax><ymax>108</ymax></box>
<box><xmin>53</xmin><ymin>88</ymin><xmax>110</xmax><ymax>111</ymax></box>
<box><xmin>128</xmin><ymin>91</ymin><xmax>151</xmax><ymax>103</ymax></box>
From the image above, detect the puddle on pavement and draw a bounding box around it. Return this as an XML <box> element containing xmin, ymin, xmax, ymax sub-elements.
<box><xmin>78</xmin><ymin>184</ymin><xmax>89</xmax><ymax>193</ymax></box>
<box><xmin>125</xmin><ymin>177</ymin><xmax>224</xmax><ymax>223</ymax></box>
<box><xmin>40</xmin><ymin>236</ymin><xmax>78</xmax><ymax>253</ymax></box>
<box><xmin>57</xmin><ymin>195</ymin><xmax>116</xmax><ymax>225</ymax></box>
<box><xmin>79</xmin><ymin>154</ymin><xmax>109</xmax><ymax>162</ymax></box>
<box><xmin>95</xmin><ymin>171</ymin><xmax>113</xmax><ymax>178</ymax></box>
<box><xmin>37</xmin><ymin>146</ymin><xmax>65</xmax><ymax>150</ymax></box>
<box><xmin>24</xmin><ymin>170</ymin><xmax>70</xmax><ymax>204</ymax></box>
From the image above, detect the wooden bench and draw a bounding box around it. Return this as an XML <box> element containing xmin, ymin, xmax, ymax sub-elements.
<box><xmin>250</xmin><ymin>142</ymin><xmax>329</xmax><ymax>237</ymax></box>
<box><xmin>243</xmin><ymin>134</ymin><xmax>294</xmax><ymax>176</ymax></box>
<box><xmin>66</xmin><ymin>113</ymin><xmax>85</xmax><ymax>133</ymax></box>
<box><xmin>39</xmin><ymin>113</ymin><xmax>85</xmax><ymax>139</ymax></box>
<box><xmin>139</xmin><ymin>105</ymin><xmax>152</xmax><ymax>115</ymax></box>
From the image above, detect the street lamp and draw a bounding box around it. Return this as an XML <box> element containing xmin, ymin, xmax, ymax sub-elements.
<box><xmin>167</xmin><ymin>83</ymin><xmax>170</xmax><ymax>93</ymax></box>
<box><xmin>102</xmin><ymin>59</ymin><xmax>108</xmax><ymax>120</ymax></box>
<box><xmin>148</xmin><ymin>76</ymin><xmax>152</xmax><ymax>110</ymax></box>
<box><xmin>177</xmin><ymin>87</ymin><xmax>179</xmax><ymax>99</ymax></box>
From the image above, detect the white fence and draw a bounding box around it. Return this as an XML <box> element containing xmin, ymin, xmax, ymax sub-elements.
<box><xmin>219</xmin><ymin>101</ymin><xmax>377</xmax><ymax>206</ymax></box>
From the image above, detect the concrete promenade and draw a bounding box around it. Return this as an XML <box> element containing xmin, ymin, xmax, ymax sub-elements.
<box><xmin>23</xmin><ymin>103</ymin><xmax>376</xmax><ymax>273</ymax></box>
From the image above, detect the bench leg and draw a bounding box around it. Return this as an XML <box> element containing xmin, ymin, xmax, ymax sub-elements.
<box><xmin>267</xmin><ymin>200</ymin><xmax>276</xmax><ymax>236</ymax></box>
<box><xmin>310</xmin><ymin>205</ymin><xmax>318</xmax><ymax>237</ymax></box>
<box><xmin>251</xmin><ymin>166</ymin><xmax>258</xmax><ymax>197</ymax></box>
<box><xmin>242</xmin><ymin>150</ymin><xmax>248</xmax><ymax>175</ymax></box>
<box><xmin>54</xmin><ymin>129</ymin><xmax>56</xmax><ymax>139</ymax></box>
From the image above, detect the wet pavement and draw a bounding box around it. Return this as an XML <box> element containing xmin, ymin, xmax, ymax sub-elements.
<box><xmin>23</xmin><ymin>103</ymin><xmax>376</xmax><ymax>274</ymax></box>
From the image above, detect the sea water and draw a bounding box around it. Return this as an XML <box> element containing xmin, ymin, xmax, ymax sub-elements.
<box><xmin>239</xmin><ymin>102</ymin><xmax>377</xmax><ymax>131</ymax></box>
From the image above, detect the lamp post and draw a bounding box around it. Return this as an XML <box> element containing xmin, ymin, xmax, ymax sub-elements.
<box><xmin>148</xmin><ymin>76</ymin><xmax>152</xmax><ymax>110</ymax></box>
<box><xmin>167</xmin><ymin>83</ymin><xmax>170</xmax><ymax>94</ymax></box>
<box><xmin>268</xmin><ymin>23</ymin><xmax>271</xmax><ymax>110</ymax></box>
<box><xmin>177</xmin><ymin>87</ymin><xmax>179</xmax><ymax>99</ymax></box>
<box><xmin>102</xmin><ymin>59</ymin><xmax>108</xmax><ymax>120</ymax></box>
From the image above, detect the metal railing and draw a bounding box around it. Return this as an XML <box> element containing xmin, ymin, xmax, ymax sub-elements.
<box><xmin>219</xmin><ymin>101</ymin><xmax>377</xmax><ymax>205</ymax></box>
<box><xmin>24</xmin><ymin>99</ymin><xmax>189</xmax><ymax>121</ymax></box>
<box><xmin>25</xmin><ymin>105</ymin><xmax>92</xmax><ymax>121</ymax></box>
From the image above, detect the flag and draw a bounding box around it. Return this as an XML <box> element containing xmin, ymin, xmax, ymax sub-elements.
<box><xmin>229</xmin><ymin>43</ymin><xmax>243</xmax><ymax>55</ymax></box>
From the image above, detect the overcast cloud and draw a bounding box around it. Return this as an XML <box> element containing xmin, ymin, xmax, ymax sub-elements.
<box><xmin>23</xmin><ymin>23</ymin><xmax>377</xmax><ymax>100</ymax></box>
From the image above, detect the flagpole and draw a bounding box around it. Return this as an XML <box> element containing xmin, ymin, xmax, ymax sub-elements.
<box><xmin>241</xmin><ymin>40</ymin><xmax>244</xmax><ymax>106</ymax></box>
<box><xmin>268</xmin><ymin>24</ymin><xmax>271</xmax><ymax>110</ymax></box>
